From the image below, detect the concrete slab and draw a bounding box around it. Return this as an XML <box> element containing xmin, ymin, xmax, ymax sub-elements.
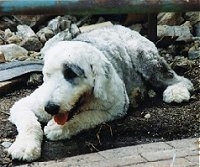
<box><xmin>18</xmin><ymin>138</ymin><xmax>199</xmax><ymax>167</ymax></box>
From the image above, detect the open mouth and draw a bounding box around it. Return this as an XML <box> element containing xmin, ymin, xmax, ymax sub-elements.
<box><xmin>53</xmin><ymin>93</ymin><xmax>87</xmax><ymax>125</ymax></box>
<box><xmin>53</xmin><ymin>106</ymin><xmax>82</xmax><ymax>125</ymax></box>
<box><xmin>54</xmin><ymin>112</ymin><xmax>69</xmax><ymax>125</ymax></box>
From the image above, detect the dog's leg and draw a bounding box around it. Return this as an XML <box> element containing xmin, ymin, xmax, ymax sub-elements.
<box><xmin>44</xmin><ymin>109</ymin><xmax>116</xmax><ymax>141</ymax></box>
<box><xmin>132</xmin><ymin>48</ymin><xmax>193</xmax><ymax>103</ymax></box>
<box><xmin>8</xmin><ymin>85</ymin><xmax>51</xmax><ymax>161</ymax></box>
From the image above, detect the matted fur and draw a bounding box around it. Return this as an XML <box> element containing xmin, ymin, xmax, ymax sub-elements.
<box><xmin>8</xmin><ymin>25</ymin><xmax>193</xmax><ymax>161</ymax></box>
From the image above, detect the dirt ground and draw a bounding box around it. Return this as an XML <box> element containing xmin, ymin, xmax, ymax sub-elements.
<box><xmin>0</xmin><ymin>56</ymin><xmax>199</xmax><ymax>166</ymax></box>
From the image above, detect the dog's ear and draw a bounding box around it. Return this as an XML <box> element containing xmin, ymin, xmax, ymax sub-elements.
<box><xmin>91</xmin><ymin>62</ymin><xmax>111</xmax><ymax>101</ymax></box>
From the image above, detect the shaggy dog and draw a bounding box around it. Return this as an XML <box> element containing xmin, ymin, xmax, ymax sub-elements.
<box><xmin>8</xmin><ymin>25</ymin><xmax>193</xmax><ymax>161</ymax></box>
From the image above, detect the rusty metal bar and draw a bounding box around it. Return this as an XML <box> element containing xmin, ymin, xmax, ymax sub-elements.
<box><xmin>0</xmin><ymin>0</ymin><xmax>199</xmax><ymax>15</ymax></box>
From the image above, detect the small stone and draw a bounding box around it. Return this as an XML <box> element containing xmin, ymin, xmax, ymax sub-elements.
<box><xmin>6</xmin><ymin>34</ymin><xmax>22</xmax><ymax>44</ymax></box>
<box><xmin>182</xmin><ymin>21</ymin><xmax>193</xmax><ymax>32</ymax></box>
<box><xmin>20</xmin><ymin>36</ymin><xmax>43</xmax><ymax>51</ymax></box>
<box><xmin>0</xmin><ymin>30</ymin><xmax>5</xmax><ymax>45</ymax></box>
<box><xmin>188</xmin><ymin>50</ymin><xmax>200</xmax><ymax>59</ymax></box>
<box><xmin>37</xmin><ymin>27</ymin><xmax>54</xmax><ymax>43</ymax></box>
<box><xmin>70</xmin><ymin>24</ymin><xmax>80</xmax><ymax>37</ymax></box>
<box><xmin>190</xmin><ymin>95</ymin><xmax>197</xmax><ymax>100</ymax></box>
<box><xmin>148</xmin><ymin>89</ymin><xmax>156</xmax><ymax>98</ymax></box>
<box><xmin>0</xmin><ymin>51</ymin><xmax>6</xmax><ymax>63</ymax></box>
<box><xmin>194</xmin><ymin>22</ymin><xmax>200</xmax><ymax>37</ymax></box>
<box><xmin>16</xmin><ymin>55</ymin><xmax>28</xmax><ymax>61</ymax></box>
<box><xmin>27</xmin><ymin>73</ymin><xmax>43</xmax><ymax>87</ymax></box>
<box><xmin>1</xmin><ymin>141</ymin><xmax>12</xmax><ymax>148</ymax></box>
<box><xmin>171</xmin><ymin>56</ymin><xmax>194</xmax><ymax>75</ymax></box>
<box><xmin>28</xmin><ymin>51</ymin><xmax>42</xmax><ymax>59</ymax></box>
<box><xmin>4</xmin><ymin>28</ymin><xmax>14</xmax><ymax>38</ymax></box>
<box><xmin>144</xmin><ymin>113</ymin><xmax>151</xmax><ymax>119</ymax></box>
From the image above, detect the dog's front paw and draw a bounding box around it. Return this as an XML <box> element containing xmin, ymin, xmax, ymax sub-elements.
<box><xmin>7</xmin><ymin>136</ymin><xmax>41</xmax><ymax>161</ymax></box>
<box><xmin>44</xmin><ymin>119</ymin><xmax>70</xmax><ymax>141</ymax></box>
<box><xmin>163</xmin><ymin>83</ymin><xmax>190</xmax><ymax>103</ymax></box>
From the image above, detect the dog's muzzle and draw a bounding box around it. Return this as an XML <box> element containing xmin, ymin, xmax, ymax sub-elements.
<box><xmin>44</xmin><ymin>90</ymin><xmax>93</xmax><ymax>125</ymax></box>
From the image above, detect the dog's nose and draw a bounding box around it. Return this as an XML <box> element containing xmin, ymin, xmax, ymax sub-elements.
<box><xmin>44</xmin><ymin>102</ymin><xmax>60</xmax><ymax>115</ymax></box>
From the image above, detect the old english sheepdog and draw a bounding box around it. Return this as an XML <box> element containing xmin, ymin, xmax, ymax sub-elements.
<box><xmin>8</xmin><ymin>25</ymin><xmax>193</xmax><ymax>161</ymax></box>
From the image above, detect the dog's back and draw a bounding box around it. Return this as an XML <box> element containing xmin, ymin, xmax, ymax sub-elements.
<box><xmin>74</xmin><ymin>25</ymin><xmax>154</xmax><ymax>105</ymax></box>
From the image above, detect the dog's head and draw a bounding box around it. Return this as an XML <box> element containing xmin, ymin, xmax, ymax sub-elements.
<box><xmin>41</xmin><ymin>41</ymin><xmax>112</xmax><ymax>124</ymax></box>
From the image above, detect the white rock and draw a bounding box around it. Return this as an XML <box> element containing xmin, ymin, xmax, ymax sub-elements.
<box><xmin>1</xmin><ymin>141</ymin><xmax>12</xmax><ymax>148</ymax></box>
<box><xmin>47</xmin><ymin>16</ymin><xmax>72</xmax><ymax>34</ymax></box>
<box><xmin>144</xmin><ymin>113</ymin><xmax>151</xmax><ymax>119</ymax></box>
<box><xmin>0</xmin><ymin>44</ymin><xmax>28</xmax><ymax>61</ymax></box>
<box><xmin>16</xmin><ymin>25</ymin><xmax>36</xmax><ymax>38</ymax></box>
<box><xmin>157</xmin><ymin>24</ymin><xmax>193</xmax><ymax>42</ymax></box>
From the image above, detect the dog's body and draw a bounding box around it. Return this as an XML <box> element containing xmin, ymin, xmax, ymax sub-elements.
<box><xmin>8</xmin><ymin>25</ymin><xmax>193</xmax><ymax>161</ymax></box>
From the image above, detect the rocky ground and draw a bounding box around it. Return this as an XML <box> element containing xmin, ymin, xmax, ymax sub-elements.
<box><xmin>0</xmin><ymin>12</ymin><xmax>199</xmax><ymax>166</ymax></box>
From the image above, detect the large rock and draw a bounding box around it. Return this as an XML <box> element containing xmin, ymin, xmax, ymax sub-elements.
<box><xmin>19</xmin><ymin>36</ymin><xmax>43</xmax><ymax>52</ymax></box>
<box><xmin>158</xmin><ymin>12</ymin><xmax>184</xmax><ymax>25</ymax></box>
<box><xmin>0</xmin><ymin>44</ymin><xmax>28</xmax><ymax>61</ymax></box>
<box><xmin>17</xmin><ymin>25</ymin><xmax>37</xmax><ymax>38</ymax></box>
<box><xmin>41</xmin><ymin>29</ymin><xmax>72</xmax><ymax>55</ymax></box>
<box><xmin>47</xmin><ymin>15</ymin><xmax>75</xmax><ymax>34</ymax></box>
<box><xmin>0</xmin><ymin>16</ymin><xmax>19</xmax><ymax>31</ymax></box>
<box><xmin>41</xmin><ymin>24</ymin><xmax>80</xmax><ymax>55</ymax></box>
<box><xmin>17</xmin><ymin>25</ymin><xmax>43</xmax><ymax>51</ymax></box>
<box><xmin>184</xmin><ymin>12</ymin><xmax>200</xmax><ymax>25</ymax></box>
<box><xmin>157</xmin><ymin>24</ymin><xmax>193</xmax><ymax>42</ymax></box>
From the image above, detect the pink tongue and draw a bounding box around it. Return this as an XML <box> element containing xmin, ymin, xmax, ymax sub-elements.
<box><xmin>54</xmin><ymin>113</ymin><xmax>69</xmax><ymax>125</ymax></box>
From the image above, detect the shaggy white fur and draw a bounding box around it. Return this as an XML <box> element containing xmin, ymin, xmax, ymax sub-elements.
<box><xmin>8</xmin><ymin>25</ymin><xmax>193</xmax><ymax>161</ymax></box>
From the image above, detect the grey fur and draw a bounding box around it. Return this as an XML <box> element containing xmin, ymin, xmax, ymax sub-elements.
<box><xmin>74</xmin><ymin>25</ymin><xmax>193</xmax><ymax>106</ymax></box>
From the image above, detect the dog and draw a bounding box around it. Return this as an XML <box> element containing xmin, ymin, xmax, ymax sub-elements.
<box><xmin>8</xmin><ymin>25</ymin><xmax>193</xmax><ymax>161</ymax></box>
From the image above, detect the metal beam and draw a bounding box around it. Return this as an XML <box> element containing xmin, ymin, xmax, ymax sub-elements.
<box><xmin>0</xmin><ymin>0</ymin><xmax>199</xmax><ymax>15</ymax></box>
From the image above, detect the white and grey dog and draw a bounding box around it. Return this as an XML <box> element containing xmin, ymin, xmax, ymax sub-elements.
<box><xmin>8</xmin><ymin>25</ymin><xmax>193</xmax><ymax>161</ymax></box>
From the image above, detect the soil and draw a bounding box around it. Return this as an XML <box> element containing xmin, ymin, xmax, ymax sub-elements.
<box><xmin>0</xmin><ymin>57</ymin><xmax>199</xmax><ymax>167</ymax></box>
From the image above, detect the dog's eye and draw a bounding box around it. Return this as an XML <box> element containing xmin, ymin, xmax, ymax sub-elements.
<box><xmin>63</xmin><ymin>64</ymin><xmax>85</xmax><ymax>81</ymax></box>
<box><xmin>63</xmin><ymin>67</ymin><xmax>78</xmax><ymax>80</ymax></box>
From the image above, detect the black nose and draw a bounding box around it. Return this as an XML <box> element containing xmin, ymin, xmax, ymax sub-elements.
<box><xmin>44</xmin><ymin>102</ymin><xmax>60</xmax><ymax>115</ymax></box>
